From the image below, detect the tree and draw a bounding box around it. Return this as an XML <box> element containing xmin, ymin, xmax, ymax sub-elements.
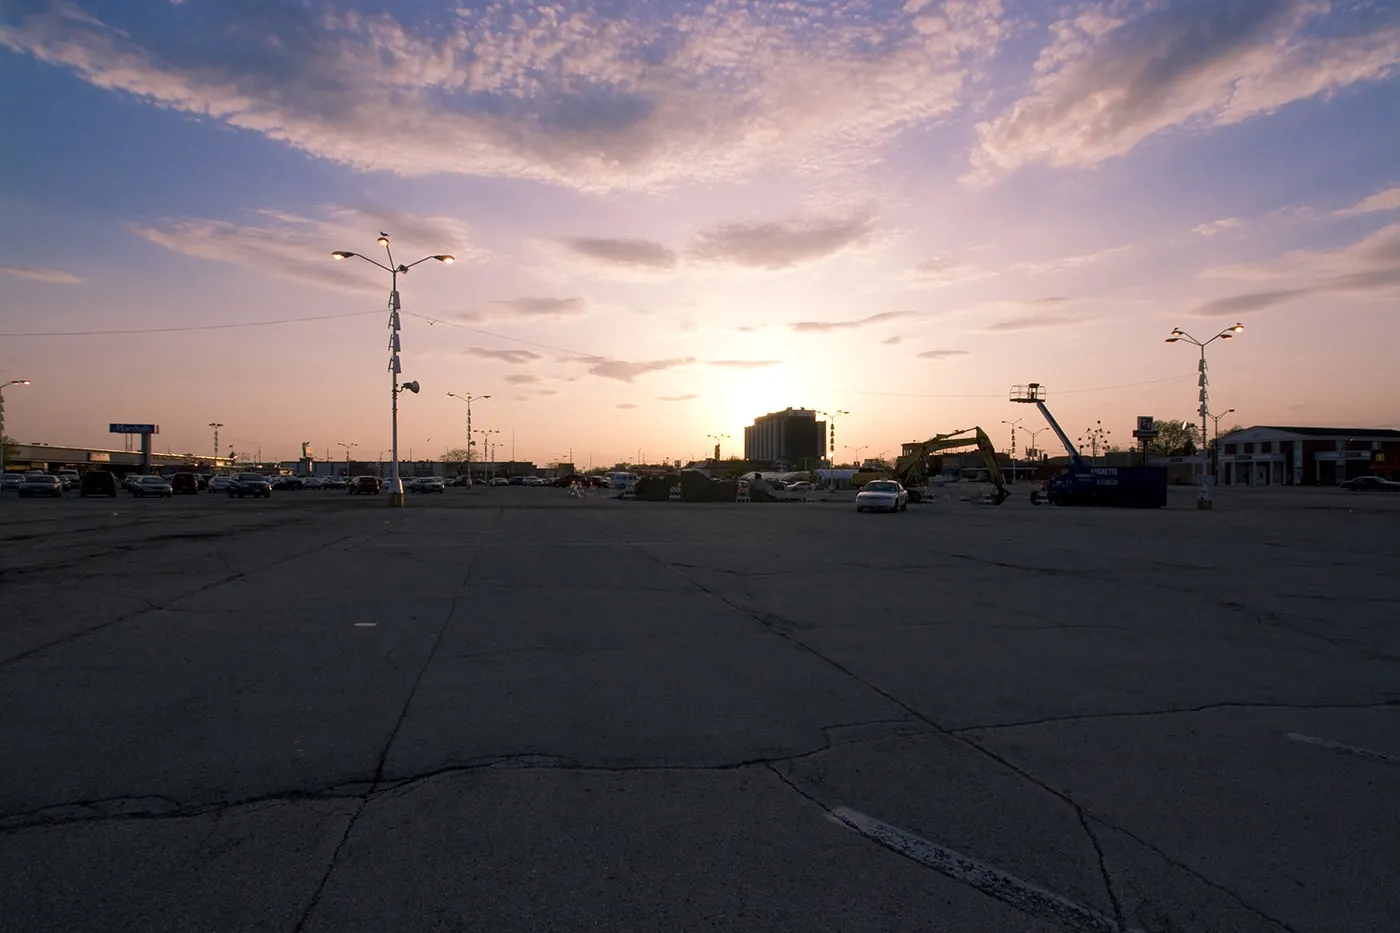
<box><xmin>441</xmin><ymin>448</ymin><xmax>472</xmax><ymax>463</ymax></box>
<box><xmin>1151</xmin><ymin>420</ymin><xmax>1199</xmax><ymax>456</ymax></box>
<box><xmin>1</xmin><ymin>434</ymin><xmax>16</xmax><ymax>464</ymax></box>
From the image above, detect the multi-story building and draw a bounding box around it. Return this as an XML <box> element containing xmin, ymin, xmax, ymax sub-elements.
<box><xmin>743</xmin><ymin>408</ymin><xmax>827</xmax><ymax>467</ymax></box>
<box><xmin>1216</xmin><ymin>426</ymin><xmax>1400</xmax><ymax>485</ymax></box>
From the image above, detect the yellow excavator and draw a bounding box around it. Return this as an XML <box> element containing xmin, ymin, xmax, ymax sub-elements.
<box><xmin>892</xmin><ymin>426</ymin><xmax>1009</xmax><ymax>504</ymax></box>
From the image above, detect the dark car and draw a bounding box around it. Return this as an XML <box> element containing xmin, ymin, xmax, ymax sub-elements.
<box><xmin>18</xmin><ymin>474</ymin><xmax>64</xmax><ymax>498</ymax></box>
<box><xmin>80</xmin><ymin>470</ymin><xmax>119</xmax><ymax>497</ymax></box>
<box><xmin>507</xmin><ymin>476</ymin><xmax>525</xmax><ymax>486</ymax></box>
<box><xmin>1339</xmin><ymin>475</ymin><xmax>1400</xmax><ymax>491</ymax></box>
<box><xmin>554</xmin><ymin>473</ymin><xmax>586</xmax><ymax>488</ymax></box>
<box><xmin>271</xmin><ymin>476</ymin><xmax>304</xmax><ymax>491</ymax></box>
<box><xmin>170</xmin><ymin>472</ymin><xmax>199</xmax><ymax>495</ymax></box>
<box><xmin>349</xmin><ymin>475</ymin><xmax>381</xmax><ymax>495</ymax></box>
<box><xmin>228</xmin><ymin>473</ymin><xmax>272</xmax><ymax>499</ymax></box>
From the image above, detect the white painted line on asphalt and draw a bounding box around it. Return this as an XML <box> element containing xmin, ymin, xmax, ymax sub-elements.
<box><xmin>831</xmin><ymin>806</ymin><xmax>1134</xmax><ymax>933</ymax></box>
<box><xmin>353</xmin><ymin>622</ymin><xmax>378</xmax><ymax>628</ymax></box>
<box><xmin>1285</xmin><ymin>733</ymin><xmax>1400</xmax><ymax>765</ymax></box>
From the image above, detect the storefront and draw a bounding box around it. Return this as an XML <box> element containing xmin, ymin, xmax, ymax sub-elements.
<box><xmin>1216</xmin><ymin>426</ymin><xmax>1400</xmax><ymax>486</ymax></box>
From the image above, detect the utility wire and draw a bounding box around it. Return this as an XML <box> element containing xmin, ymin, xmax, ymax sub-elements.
<box><xmin>0</xmin><ymin>309</ymin><xmax>381</xmax><ymax>337</ymax></box>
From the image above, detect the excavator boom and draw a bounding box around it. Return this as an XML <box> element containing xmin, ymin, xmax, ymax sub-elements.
<box><xmin>895</xmin><ymin>427</ymin><xmax>1009</xmax><ymax>504</ymax></box>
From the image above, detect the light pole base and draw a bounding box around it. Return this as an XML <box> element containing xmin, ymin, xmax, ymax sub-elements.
<box><xmin>388</xmin><ymin>492</ymin><xmax>406</xmax><ymax>507</ymax></box>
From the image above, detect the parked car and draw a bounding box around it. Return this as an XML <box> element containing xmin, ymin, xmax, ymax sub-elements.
<box><xmin>228</xmin><ymin>473</ymin><xmax>272</xmax><ymax>499</ymax></box>
<box><xmin>18</xmin><ymin>474</ymin><xmax>64</xmax><ymax>498</ymax></box>
<box><xmin>80</xmin><ymin>470</ymin><xmax>119</xmax><ymax>497</ymax></box>
<box><xmin>410</xmin><ymin>477</ymin><xmax>446</xmax><ymax>493</ymax></box>
<box><xmin>855</xmin><ymin>479</ymin><xmax>908</xmax><ymax>513</ymax></box>
<box><xmin>325</xmin><ymin>477</ymin><xmax>348</xmax><ymax>489</ymax></box>
<box><xmin>170</xmin><ymin>472</ymin><xmax>199</xmax><ymax>495</ymax></box>
<box><xmin>208</xmin><ymin>475</ymin><xmax>232</xmax><ymax>493</ymax></box>
<box><xmin>133</xmin><ymin>475</ymin><xmax>174</xmax><ymax>498</ymax></box>
<box><xmin>522</xmin><ymin>475</ymin><xmax>545</xmax><ymax>487</ymax></box>
<box><xmin>507</xmin><ymin>475</ymin><xmax>525</xmax><ymax>486</ymax></box>
<box><xmin>450</xmin><ymin>475</ymin><xmax>474</xmax><ymax>487</ymax></box>
<box><xmin>1</xmin><ymin>473</ymin><xmax>23</xmax><ymax>492</ymax></box>
<box><xmin>54</xmin><ymin>469</ymin><xmax>81</xmax><ymax>490</ymax></box>
<box><xmin>271</xmin><ymin>475</ymin><xmax>304</xmax><ymax>491</ymax></box>
<box><xmin>349</xmin><ymin>475</ymin><xmax>381</xmax><ymax>495</ymax></box>
<box><xmin>1339</xmin><ymin>475</ymin><xmax>1400</xmax><ymax>492</ymax></box>
<box><xmin>122</xmin><ymin>474</ymin><xmax>145</xmax><ymax>493</ymax></box>
<box><xmin>302</xmin><ymin>477</ymin><xmax>325</xmax><ymax>490</ymax></box>
<box><xmin>785</xmin><ymin>481</ymin><xmax>815</xmax><ymax>493</ymax></box>
<box><xmin>553</xmin><ymin>473</ymin><xmax>585</xmax><ymax>488</ymax></box>
<box><xmin>488</xmin><ymin>477</ymin><xmax>510</xmax><ymax>487</ymax></box>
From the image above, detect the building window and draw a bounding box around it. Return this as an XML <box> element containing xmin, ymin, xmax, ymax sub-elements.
<box><xmin>1224</xmin><ymin>444</ymin><xmax>1236</xmax><ymax>454</ymax></box>
<box><xmin>1243</xmin><ymin>443</ymin><xmax>1254</xmax><ymax>453</ymax></box>
<box><xmin>1260</xmin><ymin>442</ymin><xmax>1272</xmax><ymax>453</ymax></box>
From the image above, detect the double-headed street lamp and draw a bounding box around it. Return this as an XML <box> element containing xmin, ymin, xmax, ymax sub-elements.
<box><xmin>1166</xmin><ymin>322</ymin><xmax>1243</xmax><ymax>506</ymax></box>
<box><xmin>707</xmin><ymin>433</ymin><xmax>731</xmax><ymax>461</ymax></box>
<box><xmin>819</xmin><ymin>409</ymin><xmax>849</xmax><ymax>466</ymax></box>
<box><xmin>1</xmin><ymin>378</ymin><xmax>31</xmax><ymax>481</ymax></box>
<box><xmin>1018</xmin><ymin>425</ymin><xmax>1049</xmax><ymax>460</ymax></box>
<box><xmin>333</xmin><ymin>233</ymin><xmax>454</xmax><ymax>506</ymax></box>
<box><xmin>447</xmin><ymin>392</ymin><xmax>490</xmax><ymax>484</ymax></box>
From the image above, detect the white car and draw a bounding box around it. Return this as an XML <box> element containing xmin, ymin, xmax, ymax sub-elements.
<box><xmin>855</xmin><ymin>480</ymin><xmax>908</xmax><ymax>513</ymax></box>
<box><xmin>522</xmin><ymin>475</ymin><xmax>545</xmax><ymax>487</ymax></box>
<box><xmin>410</xmin><ymin>477</ymin><xmax>446</xmax><ymax>493</ymax></box>
<box><xmin>488</xmin><ymin>477</ymin><xmax>509</xmax><ymax>487</ymax></box>
<box><xmin>133</xmin><ymin>475</ymin><xmax>174</xmax><ymax>498</ymax></box>
<box><xmin>302</xmin><ymin>477</ymin><xmax>325</xmax><ymax>489</ymax></box>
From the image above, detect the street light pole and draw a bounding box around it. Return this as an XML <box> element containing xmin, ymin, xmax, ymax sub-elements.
<box><xmin>844</xmin><ymin>444</ymin><xmax>867</xmax><ymax>467</ymax></box>
<box><xmin>208</xmin><ymin>422</ymin><xmax>223</xmax><ymax>465</ymax></box>
<box><xmin>819</xmin><ymin>410</ymin><xmax>849</xmax><ymax>467</ymax></box>
<box><xmin>1</xmin><ymin>379</ymin><xmax>32</xmax><ymax>482</ymax></box>
<box><xmin>338</xmin><ymin>442</ymin><xmax>357</xmax><ymax>476</ymax></box>
<box><xmin>447</xmin><ymin>393</ymin><xmax>490</xmax><ymax>483</ymax></box>
<box><xmin>1166</xmin><ymin>322</ymin><xmax>1244</xmax><ymax>507</ymax></box>
<box><xmin>1019</xmin><ymin>425</ymin><xmax>1049</xmax><ymax>460</ymax></box>
<box><xmin>707</xmin><ymin>433</ymin><xmax>731</xmax><ymax>461</ymax></box>
<box><xmin>1001</xmin><ymin>418</ymin><xmax>1023</xmax><ymax>483</ymax></box>
<box><xmin>333</xmin><ymin>234</ymin><xmax>454</xmax><ymax>506</ymax></box>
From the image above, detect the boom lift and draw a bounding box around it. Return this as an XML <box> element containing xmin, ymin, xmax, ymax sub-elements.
<box><xmin>893</xmin><ymin>426</ymin><xmax>1009</xmax><ymax>505</ymax></box>
<box><xmin>1010</xmin><ymin>383</ymin><xmax>1167</xmax><ymax>508</ymax></box>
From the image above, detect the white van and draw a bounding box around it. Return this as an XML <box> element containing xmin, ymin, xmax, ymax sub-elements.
<box><xmin>606</xmin><ymin>471</ymin><xmax>638</xmax><ymax>490</ymax></box>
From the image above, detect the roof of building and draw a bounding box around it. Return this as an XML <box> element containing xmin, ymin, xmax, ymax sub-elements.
<box><xmin>1248</xmin><ymin>426</ymin><xmax>1400</xmax><ymax>439</ymax></box>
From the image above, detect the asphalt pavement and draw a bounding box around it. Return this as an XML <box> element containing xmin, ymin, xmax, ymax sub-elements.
<box><xmin>0</xmin><ymin>484</ymin><xmax>1396</xmax><ymax>932</ymax></box>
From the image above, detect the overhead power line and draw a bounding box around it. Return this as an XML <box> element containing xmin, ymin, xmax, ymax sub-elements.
<box><xmin>0</xmin><ymin>309</ymin><xmax>381</xmax><ymax>337</ymax></box>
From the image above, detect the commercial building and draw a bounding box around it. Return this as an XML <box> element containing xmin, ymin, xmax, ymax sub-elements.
<box><xmin>743</xmin><ymin>408</ymin><xmax>826</xmax><ymax>467</ymax></box>
<box><xmin>1216</xmin><ymin>426</ymin><xmax>1400</xmax><ymax>486</ymax></box>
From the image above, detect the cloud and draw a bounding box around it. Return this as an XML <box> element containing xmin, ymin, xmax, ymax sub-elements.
<box><xmin>688</xmin><ymin>211</ymin><xmax>877</xmax><ymax>269</ymax></box>
<box><xmin>0</xmin><ymin>2</ymin><xmax>1007</xmax><ymax>192</ymax></box>
<box><xmin>707</xmin><ymin>359</ymin><xmax>782</xmax><ymax>369</ymax></box>
<box><xmin>789</xmin><ymin>310</ymin><xmax>917</xmax><ymax>333</ymax></box>
<box><xmin>133</xmin><ymin>205</ymin><xmax>478</xmax><ymax>291</ymax></box>
<box><xmin>1190</xmin><ymin>218</ymin><xmax>1242</xmax><ymax>236</ymax></box>
<box><xmin>1335</xmin><ymin>186</ymin><xmax>1400</xmax><ymax>217</ymax></box>
<box><xmin>505</xmin><ymin>374</ymin><xmax>541</xmax><ymax>385</ymax></box>
<box><xmin>487</xmin><ymin>297</ymin><xmax>587</xmax><ymax>319</ymax></box>
<box><xmin>584</xmin><ymin>357</ymin><xmax>696</xmax><ymax>383</ymax></box>
<box><xmin>0</xmin><ymin>265</ymin><xmax>81</xmax><ymax>283</ymax></box>
<box><xmin>659</xmin><ymin>394</ymin><xmax>700</xmax><ymax>401</ymax></box>
<box><xmin>558</xmin><ymin>237</ymin><xmax>677</xmax><ymax>272</ymax></box>
<box><xmin>1010</xmin><ymin>245</ymin><xmax>1129</xmax><ymax>274</ymax></box>
<box><xmin>916</xmin><ymin>349</ymin><xmax>969</xmax><ymax>359</ymax></box>
<box><xmin>881</xmin><ymin>335</ymin><xmax>903</xmax><ymax>345</ymax></box>
<box><xmin>465</xmin><ymin>347</ymin><xmax>543</xmax><ymax>365</ymax></box>
<box><xmin>968</xmin><ymin>2</ymin><xmax>1400</xmax><ymax>182</ymax></box>
<box><xmin>905</xmin><ymin>255</ymin><xmax>992</xmax><ymax>287</ymax></box>
<box><xmin>985</xmin><ymin>312</ymin><xmax>1088</xmax><ymax>332</ymax></box>
<box><xmin>1191</xmin><ymin>288</ymin><xmax>1311</xmax><ymax>316</ymax></box>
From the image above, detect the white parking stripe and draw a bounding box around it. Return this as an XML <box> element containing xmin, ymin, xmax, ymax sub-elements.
<box><xmin>1285</xmin><ymin>733</ymin><xmax>1400</xmax><ymax>765</ymax></box>
<box><xmin>831</xmin><ymin>806</ymin><xmax>1134</xmax><ymax>932</ymax></box>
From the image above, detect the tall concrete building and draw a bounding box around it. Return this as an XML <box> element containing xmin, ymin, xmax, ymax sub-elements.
<box><xmin>743</xmin><ymin>408</ymin><xmax>827</xmax><ymax>465</ymax></box>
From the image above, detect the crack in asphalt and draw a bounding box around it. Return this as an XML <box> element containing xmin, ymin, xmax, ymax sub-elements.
<box><xmin>949</xmin><ymin>698</ymin><xmax>1400</xmax><ymax>734</ymax></box>
<box><xmin>646</xmin><ymin>550</ymin><xmax>1303</xmax><ymax>933</ymax></box>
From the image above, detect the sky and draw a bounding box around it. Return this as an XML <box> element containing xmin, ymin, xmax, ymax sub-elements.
<box><xmin>1</xmin><ymin>0</ymin><xmax>1398</xmax><ymax>468</ymax></box>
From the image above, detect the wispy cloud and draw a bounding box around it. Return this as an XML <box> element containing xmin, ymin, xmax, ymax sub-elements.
<box><xmin>689</xmin><ymin>211</ymin><xmax>878</xmax><ymax>270</ymax></box>
<box><xmin>465</xmin><ymin>347</ymin><xmax>543</xmax><ymax>365</ymax></box>
<box><xmin>985</xmin><ymin>312</ymin><xmax>1088</xmax><ymax>332</ymax></box>
<box><xmin>505</xmin><ymin>374</ymin><xmax>541</xmax><ymax>385</ymax></box>
<box><xmin>659</xmin><ymin>394</ymin><xmax>700</xmax><ymax>402</ymax></box>
<box><xmin>1011</xmin><ymin>246</ymin><xmax>1129</xmax><ymax>274</ymax></box>
<box><xmin>789</xmin><ymin>310</ymin><xmax>917</xmax><ymax>333</ymax></box>
<box><xmin>916</xmin><ymin>349</ymin><xmax>969</xmax><ymax>359</ymax></box>
<box><xmin>616</xmin><ymin>403</ymin><xmax>637</xmax><ymax>410</ymax></box>
<box><xmin>0</xmin><ymin>265</ymin><xmax>81</xmax><ymax>283</ymax></box>
<box><xmin>486</xmin><ymin>297</ymin><xmax>587</xmax><ymax>319</ymax></box>
<box><xmin>905</xmin><ymin>255</ymin><xmax>992</xmax><ymax>287</ymax></box>
<box><xmin>583</xmin><ymin>357</ymin><xmax>696</xmax><ymax>383</ymax></box>
<box><xmin>1190</xmin><ymin>218</ymin><xmax>1242</xmax><ymax>236</ymax></box>
<box><xmin>1335</xmin><ymin>186</ymin><xmax>1400</xmax><ymax>217</ymax></box>
<box><xmin>967</xmin><ymin>2</ymin><xmax>1400</xmax><ymax>182</ymax></box>
<box><xmin>0</xmin><ymin>2</ymin><xmax>1006</xmax><ymax>191</ymax></box>
<box><xmin>557</xmin><ymin>237</ymin><xmax>678</xmax><ymax>275</ymax></box>
<box><xmin>881</xmin><ymin>335</ymin><xmax>903</xmax><ymax>345</ymax></box>
<box><xmin>132</xmin><ymin>206</ymin><xmax>478</xmax><ymax>291</ymax></box>
<box><xmin>707</xmin><ymin>359</ymin><xmax>782</xmax><ymax>369</ymax></box>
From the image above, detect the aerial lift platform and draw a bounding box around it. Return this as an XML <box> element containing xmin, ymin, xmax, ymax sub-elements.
<box><xmin>1011</xmin><ymin>384</ymin><xmax>1167</xmax><ymax>508</ymax></box>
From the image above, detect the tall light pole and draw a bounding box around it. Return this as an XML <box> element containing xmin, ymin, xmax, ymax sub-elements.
<box><xmin>819</xmin><ymin>410</ymin><xmax>849</xmax><ymax>467</ymax></box>
<box><xmin>338</xmin><ymin>441</ymin><xmax>357</xmax><ymax>476</ymax></box>
<box><xmin>845</xmin><ymin>444</ymin><xmax>867</xmax><ymax>467</ymax></box>
<box><xmin>707</xmin><ymin>433</ymin><xmax>731</xmax><ymax>461</ymax></box>
<box><xmin>478</xmin><ymin>428</ymin><xmax>500</xmax><ymax>479</ymax></box>
<box><xmin>1019</xmin><ymin>425</ymin><xmax>1049</xmax><ymax>460</ymax></box>
<box><xmin>447</xmin><ymin>392</ymin><xmax>490</xmax><ymax>483</ymax></box>
<box><xmin>1166</xmin><ymin>322</ymin><xmax>1243</xmax><ymax>507</ymax></box>
<box><xmin>208</xmin><ymin>422</ymin><xmax>223</xmax><ymax>465</ymax></box>
<box><xmin>1207</xmin><ymin>407</ymin><xmax>1236</xmax><ymax>484</ymax></box>
<box><xmin>332</xmin><ymin>233</ymin><xmax>454</xmax><ymax>506</ymax></box>
<box><xmin>1001</xmin><ymin>418</ymin><xmax>1023</xmax><ymax>483</ymax></box>
<box><xmin>1</xmin><ymin>378</ymin><xmax>31</xmax><ymax>481</ymax></box>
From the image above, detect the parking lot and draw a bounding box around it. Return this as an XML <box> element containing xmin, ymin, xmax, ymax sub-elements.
<box><xmin>1</xmin><ymin>485</ymin><xmax>1396</xmax><ymax>932</ymax></box>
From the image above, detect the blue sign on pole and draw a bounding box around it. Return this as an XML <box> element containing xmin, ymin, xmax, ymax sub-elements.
<box><xmin>109</xmin><ymin>423</ymin><xmax>158</xmax><ymax>434</ymax></box>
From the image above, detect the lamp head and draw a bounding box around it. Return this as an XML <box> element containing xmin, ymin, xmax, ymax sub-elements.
<box><xmin>1231</xmin><ymin>322</ymin><xmax>1244</xmax><ymax>332</ymax></box>
<box><xmin>377</xmin><ymin>233</ymin><xmax>390</xmax><ymax>247</ymax></box>
<box><xmin>1165</xmin><ymin>337</ymin><xmax>1179</xmax><ymax>343</ymax></box>
<box><xmin>331</xmin><ymin>251</ymin><xmax>354</xmax><ymax>260</ymax></box>
<box><xmin>403</xmin><ymin>381</ymin><xmax>421</xmax><ymax>394</ymax></box>
<box><xmin>434</xmin><ymin>255</ymin><xmax>455</xmax><ymax>264</ymax></box>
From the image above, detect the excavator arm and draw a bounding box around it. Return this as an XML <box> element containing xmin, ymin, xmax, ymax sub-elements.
<box><xmin>894</xmin><ymin>427</ymin><xmax>1009</xmax><ymax>505</ymax></box>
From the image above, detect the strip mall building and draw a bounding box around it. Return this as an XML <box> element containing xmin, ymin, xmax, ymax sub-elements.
<box><xmin>1216</xmin><ymin>426</ymin><xmax>1400</xmax><ymax>486</ymax></box>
